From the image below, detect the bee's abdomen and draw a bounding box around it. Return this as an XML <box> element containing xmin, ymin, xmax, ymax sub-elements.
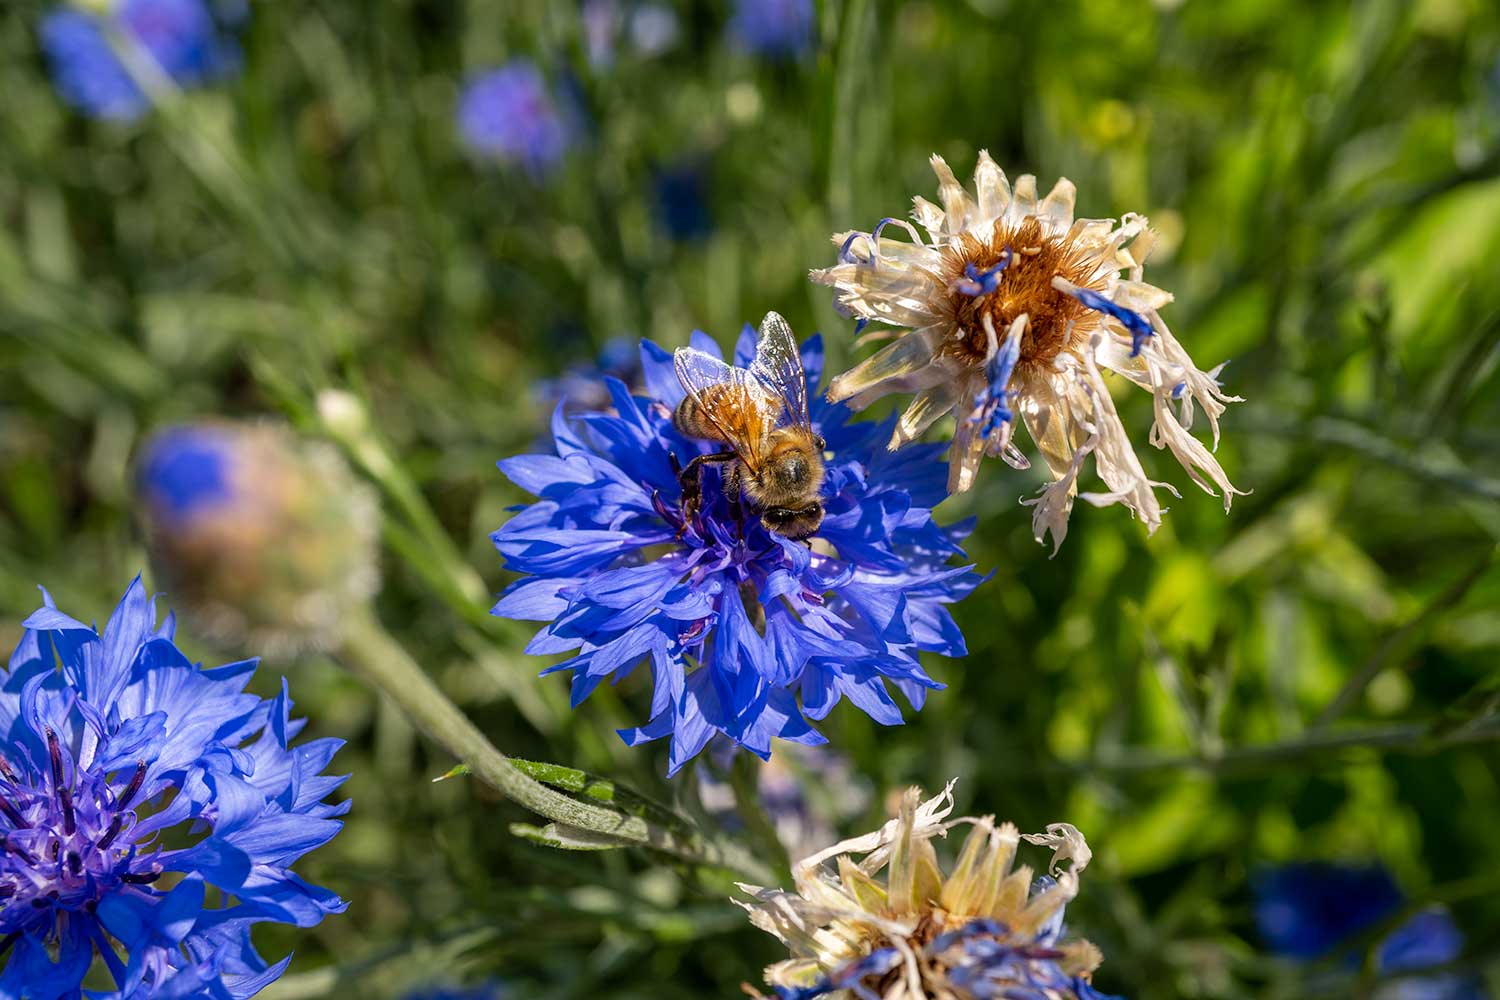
<box><xmin>673</xmin><ymin>396</ymin><xmax>729</xmax><ymax>444</ymax></box>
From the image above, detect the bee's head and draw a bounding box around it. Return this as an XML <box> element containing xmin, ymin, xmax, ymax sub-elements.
<box><xmin>761</xmin><ymin>502</ymin><xmax>824</xmax><ymax>540</ymax></box>
<box><xmin>763</xmin><ymin>430</ymin><xmax>826</xmax><ymax>493</ymax></box>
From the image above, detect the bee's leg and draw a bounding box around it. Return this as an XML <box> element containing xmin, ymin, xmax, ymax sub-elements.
<box><xmin>675</xmin><ymin>452</ymin><xmax>736</xmax><ymax>534</ymax></box>
<box><xmin>723</xmin><ymin>464</ymin><xmax>745</xmax><ymax>540</ymax></box>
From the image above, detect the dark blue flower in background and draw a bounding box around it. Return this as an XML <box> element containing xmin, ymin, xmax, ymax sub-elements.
<box><xmin>728</xmin><ymin>0</ymin><xmax>814</xmax><ymax>58</ymax></box>
<box><xmin>652</xmin><ymin>162</ymin><xmax>713</xmax><ymax>242</ymax></box>
<box><xmin>457</xmin><ymin>60</ymin><xmax>574</xmax><ymax>180</ymax></box>
<box><xmin>534</xmin><ymin>336</ymin><xmax>644</xmax><ymax>418</ymax></box>
<box><xmin>1253</xmin><ymin>863</ymin><xmax>1487</xmax><ymax>999</ymax></box>
<box><xmin>1254</xmin><ymin>863</ymin><xmax>1404</xmax><ymax>960</ymax></box>
<box><xmin>492</xmin><ymin>325</ymin><xmax>983</xmax><ymax>775</ymax></box>
<box><xmin>40</xmin><ymin>0</ymin><xmax>241</xmax><ymax>121</ymax></box>
<box><xmin>0</xmin><ymin>578</ymin><xmax>348</xmax><ymax>998</ymax></box>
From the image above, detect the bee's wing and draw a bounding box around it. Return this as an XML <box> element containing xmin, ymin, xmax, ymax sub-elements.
<box><xmin>673</xmin><ymin>347</ymin><xmax>777</xmax><ymax>468</ymax></box>
<box><xmin>748</xmin><ymin>312</ymin><xmax>812</xmax><ymax>430</ymax></box>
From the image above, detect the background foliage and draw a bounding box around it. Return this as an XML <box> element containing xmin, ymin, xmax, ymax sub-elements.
<box><xmin>3</xmin><ymin>1</ymin><xmax>1500</xmax><ymax>997</ymax></box>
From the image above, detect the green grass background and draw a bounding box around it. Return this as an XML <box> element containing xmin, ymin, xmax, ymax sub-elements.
<box><xmin>2</xmin><ymin>1</ymin><xmax>1500</xmax><ymax>997</ymax></box>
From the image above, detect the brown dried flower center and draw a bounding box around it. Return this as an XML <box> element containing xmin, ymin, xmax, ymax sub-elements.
<box><xmin>937</xmin><ymin>217</ymin><xmax>1106</xmax><ymax>374</ymax></box>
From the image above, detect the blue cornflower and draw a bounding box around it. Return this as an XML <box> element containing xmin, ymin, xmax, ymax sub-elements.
<box><xmin>727</xmin><ymin>0</ymin><xmax>814</xmax><ymax>58</ymax></box>
<box><xmin>40</xmin><ymin>0</ymin><xmax>241</xmax><ymax>121</ymax></box>
<box><xmin>457</xmin><ymin>61</ymin><xmax>574</xmax><ymax>179</ymax></box>
<box><xmin>774</xmin><ymin>949</ymin><xmax>901</xmax><ymax>1000</ymax></box>
<box><xmin>0</xmin><ymin>578</ymin><xmax>347</xmax><ymax>998</ymax></box>
<box><xmin>492</xmin><ymin>321</ymin><xmax>983</xmax><ymax>774</ymax></box>
<box><xmin>1254</xmin><ymin>863</ymin><xmax>1487</xmax><ymax>999</ymax></box>
<box><xmin>1253</xmin><ymin>863</ymin><xmax>1404</xmax><ymax>960</ymax></box>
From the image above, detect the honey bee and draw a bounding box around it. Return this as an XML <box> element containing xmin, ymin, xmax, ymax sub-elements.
<box><xmin>672</xmin><ymin>312</ymin><xmax>827</xmax><ymax>539</ymax></box>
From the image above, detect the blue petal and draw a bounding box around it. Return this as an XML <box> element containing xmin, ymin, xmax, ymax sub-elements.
<box><xmin>640</xmin><ymin>338</ymin><xmax>685</xmax><ymax>407</ymax></box>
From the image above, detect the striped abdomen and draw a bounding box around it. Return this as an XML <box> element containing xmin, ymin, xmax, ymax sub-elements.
<box><xmin>672</xmin><ymin>385</ymin><xmax>769</xmax><ymax>458</ymax></box>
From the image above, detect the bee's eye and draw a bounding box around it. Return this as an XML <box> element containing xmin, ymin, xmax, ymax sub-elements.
<box><xmin>814</xmin><ymin>435</ymin><xmax>826</xmax><ymax>451</ymax></box>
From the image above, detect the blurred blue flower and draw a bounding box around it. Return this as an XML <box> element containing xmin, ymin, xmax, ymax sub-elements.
<box><xmin>652</xmin><ymin>162</ymin><xmax>713</xmax><ymax>242</ymax></box>
<box><xmin>534</xmin><ymin>336</ymin><xmax>644</xmax><ymax>417</ymax></box>
<box><xmin>1254</xmin><ymin>863</ymin><xmax>1486</xmax><ymax>999</ymax></box>
<box><xmin>629</xmin><ymin>4</ymin><xmax>680</xmax><ymax>58</ymax></box>
<box><xmin>728</xmin><ymin>0</ymin><xmax>814</xmax><ymax>58</ymax></box>
<box><xmin>1254</xmin><ymin>863</ymin><xmax>1404</xmax><ymax>960</ymax></box>
<box><xmin>40</xmin><ymin>0</ymin><xmax>241</xmax><ymax>121</ymax></box>
<box><xmin>581</xmin><ymin>0</ymin><xmax>620</xmax><ymax>68</ymax></box>
<box><xmin>0</xmin><ymin>577</ymin><xmax>348</xmax><ymax>998</ymax></box>
<box><xmin>582</xmin><ymin>0</ymin><xmax>680</xmax><ymax>68</ymax></box>
<box><xmin>137</xmin><ymin>423</ymin><xmax>232</xmax><ymax>518</ymax></box>
<box><xmin>492</xmin><ymin>324</ymin><xmax>983</xmax><ymax>774</ymax></box>
<box><xmin>457</xmin><ymin>61</ymin><xmax>574</xmax><ymax>179</ymax></box>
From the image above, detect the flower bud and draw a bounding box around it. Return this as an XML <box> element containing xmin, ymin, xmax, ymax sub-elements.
<box><xmin>135</xmin><ymin>422</ymin><xmax>379</xmax><ymax>654</ymax></box>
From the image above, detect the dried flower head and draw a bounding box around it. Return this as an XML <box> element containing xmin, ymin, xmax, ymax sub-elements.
<box><xmin>135</xmin><ymin>423</ymin><xmax>380</xmax><ymax>655</ymax></box>
<box><xmin>739</xmin><ymin>782</ymin><xmax>1121</xmax><ymax>1000</ymax></box>
<box><xmin>814</xmin><ymin>152</ymin><xmax>1245</xmax><ymax>551</ymax></box>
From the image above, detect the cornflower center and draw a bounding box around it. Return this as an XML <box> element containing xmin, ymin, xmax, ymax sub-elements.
<box><xmin>0</xmin><ymin>731</ymin><xmax>152</xmax><ymax>949</ymax></box>
<box><xmin>938</xmin><ymin>218</ymin><xmax>1106</xmax><ymax>374</ymax></box>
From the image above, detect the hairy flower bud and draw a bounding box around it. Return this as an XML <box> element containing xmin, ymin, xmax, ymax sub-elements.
<box><xmin>135</xmin><ymin>422</ymin><xmax>379</xmax><ymax>655</ymax></box>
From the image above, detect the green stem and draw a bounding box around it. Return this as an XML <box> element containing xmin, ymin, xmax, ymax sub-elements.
<box><xmin>1054</xmin><ymin>715</ymin><xmax>1500</xmax><ymax>776</ymax></box>
<box><xmin>1240</xmin><ymin>415</ymin><xmax>1500</xmax><ymax>502</ymax></box>
<box><xmin>1310</xmin><ymin>548</ymin><xmax>1497</xmax><ymax>731</ymax></box>
<box><xmin>728</xmin><ymin>753</ymin><xmax>791</xmax><ymax>882</ymax></box>
<box><xmin>316</xmin><ymin>391</ymin><xmax>491</xmax><ymax>610</ymax></box>
<box><xmin>335</xmin><ymin>607</ymin><xmax>775</xmax><ymax>885</ymax></box>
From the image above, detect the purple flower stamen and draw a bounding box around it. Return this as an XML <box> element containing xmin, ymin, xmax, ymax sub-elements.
<box><xmin>953</xmin><ymin>248</ymin><xmax>1013</xmax><ymax>298</ymax></box>
<box><xmin>0</xmin><ymin>797</ymin><xmax>26</xmax><ymax>831</ymax></box>
<box><xmin>44</xmin><ymin>729</ymin><xmax>75</xmax><ymax>837</ymax></box>
<box><xmin>1058</xmin><ymin>283</ymin><xmax>1154</xmax><ymax>356</ymax></box>
<box><xmin>117</xmin><ymin>760</ymin><xmax>147</xmax><ymax>810</ymax></box>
